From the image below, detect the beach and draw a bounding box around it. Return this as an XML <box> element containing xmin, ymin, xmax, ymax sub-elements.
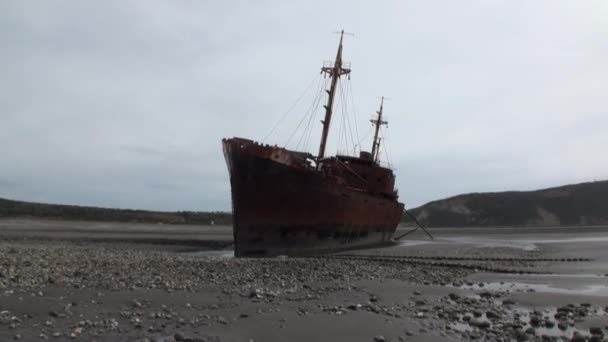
<box><xmin>1</xmin><ymin>219</ymin><xmax>607</xmax><ymax>341</ymax></box>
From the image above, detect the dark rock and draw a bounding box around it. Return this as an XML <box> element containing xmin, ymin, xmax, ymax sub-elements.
<box><xmin>590</xmin><ymin>327</ymin><xmax>603</xmax><ymax>336</ymax></box>
<box><xmin>544</xmin><ymin>320</ymin><xmax>555</xmax><ymax>328</ymax></box>
<box><xmin>571</xmin><ymin>332</ymin><xmax>585</xmax><ymax>342</ymax></box>
<box><xmin>448</xmin><ymin>293</ymin><xmax>460</xmax><ymax>301</ymax></box>
<box><xmin>502</xmin><ymin>299</ymin><xmax>516</xmax><ymax>305</ymax></box>
<box><xmin>174</xmin><ymin>332</ymin><xmax>186</xmax><ymax>341</ymax></box>
<box><xmin>486</xmin><ymin>311</ymin><xmax>500</xmax><ymax>320</ymax></box>
<box><xmin>557</xmin><ymin>322</ymin><xmax>568</xmax><ymax>330</ymax></box>
<box><xmin>525</xmin><ymin>327</ymin><xmax>535</xmax><ymax>335</ymax></box>
<box><xmin>469</xmin><ymin>318</ymin><xmax>490</xmax><ymax>329</ymax></box>
<box><xmin>529</xmin><ymin>316</ymin><xmax>542</xmax><ymax>326</ymax></box>
<box><xmin>513</xmin><ymin>329</ymin><xmax>529</xmax><ymax>341</ymax></box>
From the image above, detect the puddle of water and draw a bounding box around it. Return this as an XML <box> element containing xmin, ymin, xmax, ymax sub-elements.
<box><xmin>396</xmin><ymin>240</ymin><xmax>434</xmax><ymax>247</ymax></box>
<box><xmin>459</xmin><ymin>281</ymin><xmax>608</xmax><ymax>296</ymax></box>
<box><xmin>185</xmin><ymin>250</ymin><xmax>234</xmax><ymax>257</ymax></box>
<box><xmin>439</xmin><ymin>237</ymin><xmax>538</xmax><ymax>251</ymax></box>
<box><xmin>428</xmin><ymin>235</ymin><xmax>608</xmax><ymax>252</ymax></box>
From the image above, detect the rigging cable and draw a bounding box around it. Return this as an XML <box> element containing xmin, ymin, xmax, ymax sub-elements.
<box><xmin>346</xmin><ymin>80</ymin><xmax>360</xmax><ymax>154</ymax></box>
<box><xmin>263</xmin><ymin>74</ymin><xmax>321</xmax><ymax>143</ymax></box>
<box><xmin>285</xmin><ymin>77</ymin><xmax>326</xmax><ymax>148</ymax></box>
<box><xmin>384</xmin><ymin>124</ymin><xmax>395</xmax><ymax>168</ymax></box>
<box><xmin>337</xmin><ymin>78</ymin><xmax>355</xmax><ymax>155</ymax></box>
<box><xmin>297</xmin><ymin>77</ymin><xmax>328</xmax><ymax>151</ymax></box>
<box><xmin>340</xmin><ymin>78</ymin><xmax>356</xmax><ymax>155</ymax></box>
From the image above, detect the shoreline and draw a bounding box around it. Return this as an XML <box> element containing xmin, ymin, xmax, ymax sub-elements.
<box><xmin>2</xmin><ymin>219</ymin><xmax>608</xmax><ymax>341</ymax></box>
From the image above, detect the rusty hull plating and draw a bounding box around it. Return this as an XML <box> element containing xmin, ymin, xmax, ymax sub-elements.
<box><xmin>223</xmin><ymin>138</ymin><xmax>404</xmax><ymax>257</ymax></box>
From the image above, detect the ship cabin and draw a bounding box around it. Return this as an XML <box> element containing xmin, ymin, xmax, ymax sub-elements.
<box><xmin>321</xmin><ymin>151</ymin><xmax>397</xmax><ymax>199</ymax></box>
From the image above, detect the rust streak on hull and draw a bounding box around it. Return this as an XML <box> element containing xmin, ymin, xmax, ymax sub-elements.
<box><xmin>223</xmin><ymin>138</ymin><xmax>404</xmax><ymax>257</ymax></box>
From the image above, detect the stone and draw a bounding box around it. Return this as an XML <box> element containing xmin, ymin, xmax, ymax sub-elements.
<box><xmin>174</xmin><ymin>332</ymin><xmax>186</xmax><ymax>341</ymax></box>
<box><xmin>373</xmin><ymin>336</ymin><xmax>385</xmax><ymax>342</ymax></box>
<box><xmin>571</xmin><ymin>332</ymin><xmax>585</xmax><ymax>342</ymax></box>
<box><xmin>590</xmin><ymin>327</ymin><xmax>604</xmax><ymax>336</ymax></box>
<box><xmin>486</xmin><ymin>311</ymin><xmax>500</xmax><ymax>320</ymax></box>
<box><xmin>469</xmin><ymin>318</ymin><xmax>490</xmax><ymax>329</ymax></box>
<box><xmin>448</xmin><ymin>293</ymin><xmax>460</xmax><ymax>301</ymax></box>
<box><xmin>502</xmin><ymin>299</ymin><xmax>516</xmax><ymax>305</ymax></box>
<box><xmin>529</xmin><ymin>316</ymin><xmax>542</xmax><ymax>326</ymax></box>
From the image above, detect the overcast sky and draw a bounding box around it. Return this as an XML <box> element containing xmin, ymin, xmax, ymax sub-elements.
<box><xmin>1</xmin><ymin>1</ymin><xmax>607</xmax><ymax>211</ymax></box>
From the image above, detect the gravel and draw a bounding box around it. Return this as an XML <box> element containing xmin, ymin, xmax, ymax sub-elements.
<box><xmin>0</xmin><ymin>241</ymin><xmax>469</xmax><ymax>293</ymax></box>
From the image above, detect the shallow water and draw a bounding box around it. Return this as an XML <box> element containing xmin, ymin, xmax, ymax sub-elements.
<box><xmin>460</xmin><ymin>281</ymin><xmax>608</xmax><ymax>297</ymax></box>
<box><xmin>185</xmin><ymin>250</ymin><xmax>235</xmax><ymax>257</ymax></box>
<box><xmin>398</xmin><ymin>233</ymin><xmax>608</xmax><ymax>251</ymax></box>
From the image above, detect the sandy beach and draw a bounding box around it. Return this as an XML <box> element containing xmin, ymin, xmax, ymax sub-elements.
<box><xmin>1</xmin><ymin>219</ymin><xmax>608</xmax><ymax>341</ymax></box>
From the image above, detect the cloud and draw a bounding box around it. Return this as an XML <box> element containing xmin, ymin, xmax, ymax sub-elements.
<box><xmin>0</xmin><ymin>0</ymin><xmax>606</xmax><ymax>210</ymax></box>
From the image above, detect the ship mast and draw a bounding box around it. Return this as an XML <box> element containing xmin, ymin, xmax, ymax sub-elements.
<box><xmin>317</xmin><ymin>30</ymin><xmax>351</xmax><ymax>160</ymax></box>
<box><xmin>371</xmin><ymin>96</ymin><xmax>388</xmax><ymax>163</ymax></box>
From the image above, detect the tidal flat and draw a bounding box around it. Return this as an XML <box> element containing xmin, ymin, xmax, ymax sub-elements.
<box><xmin>1</xmin><ymin>219</ymin><xmax>607</xmax><ymax>341</ymax></box>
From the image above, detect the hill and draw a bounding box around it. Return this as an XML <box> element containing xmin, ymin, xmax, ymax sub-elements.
<box><xmin>0</xmin><ymin>198</ymin><xmax>232</xmax><ymax>225</ymax></box>
<box><xmin>406</xmin><ymin>180</ymin><xmax>608</xmax><ymax>227</ymax></box>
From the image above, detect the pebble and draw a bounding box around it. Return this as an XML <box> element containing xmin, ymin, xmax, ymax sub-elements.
<box><xmin>373</xmin><ymin>336</ymin><xmax>385</xmax><ymax>342</ymax></box>
<box><xmin>590</xmin><ymin>327</ymin><xmax>604</xmax><ymax>335</ymax></box>
<box><xmin>486</xmin><ymin>311</ymin><xmax>500</xmax><ymax>320</ymax></box>
<box><xmin>571</xmin><ymin>332</ymin><xmax>586</xmax><ymax>342</ymax></box>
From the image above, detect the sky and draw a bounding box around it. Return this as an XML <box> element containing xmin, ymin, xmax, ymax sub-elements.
<box><xmin>1</xmin><ymin>1</ymin><xmax>607</xmax><ymax>211</ymax></box>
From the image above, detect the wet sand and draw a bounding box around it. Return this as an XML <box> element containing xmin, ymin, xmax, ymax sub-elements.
<box><xmin>1</xmin><ymin>219</ymin><xmax>608</xmax><ymax>341</ymax></box>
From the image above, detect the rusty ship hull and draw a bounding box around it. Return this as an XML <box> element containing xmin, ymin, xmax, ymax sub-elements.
<box><xmin>223</xmin><ymin>138</ymin><xmax>404</xmax><ymax>257</ymax></box>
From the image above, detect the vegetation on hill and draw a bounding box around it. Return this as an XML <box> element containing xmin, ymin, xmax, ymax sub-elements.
<box><xmin>404</xmin><ymin>180</ymin><xmax>608</xmax><ymax>227</ymax></box>
<box><xmin>0</xmin><ymin>198</ymin><xmax>232</xmax><ymax>225</ymax></box>
<box><xmin>3</xmin><ymin>180</ymin><xmax>606</xmax><ymax>227</ymax></box>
